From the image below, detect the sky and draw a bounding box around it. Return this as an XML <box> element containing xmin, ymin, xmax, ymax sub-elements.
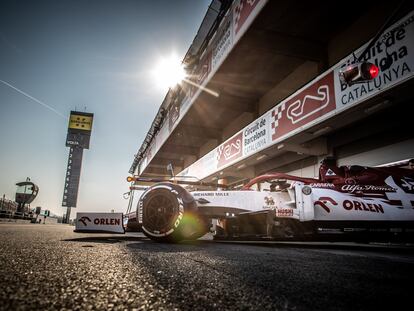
<box><xmin>0</xmin><ymin>0</ymin><xmax>211</xmax><ymax>217</ymax></box>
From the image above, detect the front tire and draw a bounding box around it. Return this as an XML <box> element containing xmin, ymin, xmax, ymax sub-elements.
<box><xmin>138</xmin><ymin>183</ymin><xmax>208</xmax><ymax>242</ymax></box>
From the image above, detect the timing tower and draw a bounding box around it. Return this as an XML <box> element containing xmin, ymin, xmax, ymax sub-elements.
<box><xmin>62</xmin><ymin>111</ymin><xmax>93</xmax><ymax>223</ymax></box>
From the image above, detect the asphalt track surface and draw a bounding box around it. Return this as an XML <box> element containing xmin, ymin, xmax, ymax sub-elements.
<box><xmin>1</xmin><ymin>223</ymin><xmax>413</xmax><ymax>310</ymax></box>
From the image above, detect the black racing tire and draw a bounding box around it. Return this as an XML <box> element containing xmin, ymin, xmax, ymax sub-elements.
<box><xmin>138</xmin><ymin>183</ymin><xmax>207</xmax><ymax>242</ymax></box>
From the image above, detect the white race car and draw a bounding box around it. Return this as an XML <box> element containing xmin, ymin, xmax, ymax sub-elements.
<box><xmin>126</xmin><ymin>160</ymin><xmax>414</xmax><ymax>243</ymax></box>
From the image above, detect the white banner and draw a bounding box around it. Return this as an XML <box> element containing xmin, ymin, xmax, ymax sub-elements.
<box><xmin>179</xmin><ymin>148</ymin><xmax>218</xmax><ymax>179</ymax></box>
<box><xmin>212</xmin><ymin>13</ymin><xmax>233</xmax><ymax>71</ymax></box>
<box><xmin>334</xmin><ymin>11</ymin><xmax>414</xmax><ymax>110</ymax></box>
<box><xmin>75</xmin><ymin>213</ymin><xmax>125</xmax><ymax>233</ymax></box>
<box><xmin>243</xmin><ymin>112</ymin><xmax>271</xmax><ymax>157</ymax></box>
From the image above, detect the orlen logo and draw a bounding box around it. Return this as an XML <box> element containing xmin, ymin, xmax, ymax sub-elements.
<box><xmin>78</xmin><ymin>216</ymin><xmax>91</xmax><ymax>226</ymax></box>
<box><xmin>314</xmin><ymin>197</ymin><xmax>338</xmax><ymax>213</ymax></box>
<box><xmin>93</xmin><ymin>218</ymin><xmax>121</xmax><ymax>226</ymax></box>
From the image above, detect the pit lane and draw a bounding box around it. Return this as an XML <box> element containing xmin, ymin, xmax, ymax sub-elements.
<box><xmin>1</xmin><ymin>223</ymin><xmax>413</xmax><ymax>310</ymax></box>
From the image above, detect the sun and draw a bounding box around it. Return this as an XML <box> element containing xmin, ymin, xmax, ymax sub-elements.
<box><xmin>151</xmin><ymin>53</ymin><xmax>186</xmax><ymax>90</ymax></box>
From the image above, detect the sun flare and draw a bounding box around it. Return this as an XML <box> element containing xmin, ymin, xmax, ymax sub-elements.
<box><xmin>151</xmin><ymin>53</ymin><xmax>186</xmax><ymax>90</ymax></box>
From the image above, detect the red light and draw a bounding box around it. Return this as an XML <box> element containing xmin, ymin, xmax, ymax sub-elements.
<box><xmin>339</xmin><ymin>62</ymin><xmax>379</xmax><ymax>85</ymax></box>
<box><xmin>369</xmin><ymin>64</ymin><xmax>379</xmax><ymax>79</ymax></box>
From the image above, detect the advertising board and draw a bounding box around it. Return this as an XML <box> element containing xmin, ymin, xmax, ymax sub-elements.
<box><xmin>75</xmin><ymin>212</ymin><xmax>125</xmax><ymax>233</ymax></box>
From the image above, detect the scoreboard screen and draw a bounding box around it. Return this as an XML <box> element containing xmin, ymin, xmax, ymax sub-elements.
<box><xmin>68</xmin><ymin>113</ymin><xmax>93</xmax><ymax>131</ymax></box>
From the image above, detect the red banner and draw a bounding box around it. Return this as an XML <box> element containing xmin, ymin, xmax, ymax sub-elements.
<box><xmin>271</xmin><ymin>72</ymin><xmax>336</xmax><ymax>141</ymax></box>
<box><xmin>217</xmin><ymin>132</ymin><xmax>243</xmax><ymax>168</ymax></box>
<box><xmin>234</xmin><ymin>0</ymin><xmax>260</xmax><ymax>34</ymax></box>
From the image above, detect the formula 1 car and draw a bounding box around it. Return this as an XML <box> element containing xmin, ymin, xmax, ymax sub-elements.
<box><xmin>126</xmin><ymin>159</ymin><xmax>414</xmax><ymax>243</ymax></box>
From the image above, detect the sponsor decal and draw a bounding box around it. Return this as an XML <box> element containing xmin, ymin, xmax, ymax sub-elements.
<box><xmin>78</xmin><ymin>216</ymin><xmax>91</xmax><ymax>226</ymax></box>
<box><xmin>174</xmin><ymin>197</ymin><xmax>184</xmax><ymax>228</ymax></box>
<box><xmin>325</xmin><ymin>169</ymin><xmax>336</xmax><ymax>176</ymax></box>
<box><xmin>92</xmin><ymin>218</ymin><xmax>121</xmax><ymax>225</ymax></box>
<box><xmin>315</xmin><ymin>196</ymin><xmax>385</xmax><ymax>214</ymax></box>
<box><xmin>341</xmin><ymin>184</ymin><xmax>397</xmax><ymax>193</ymax></box>
<box><xmin>343</xmin><ymin>200</ymin><xmax>384</xmax><ymax>213</ymax></box>
<box><xmin>400</xmin><ymin>177</ymin><xmax>414</xmax><ymax>192</ymax></box>
<box><xmin>383</xmin><ymin>176</ymin><xmax>414</xmax><ymax>209</ymax></box>
<box><xmin>217</xmin><ymin>132</ymin><xmax>243</xmax><ymax>168</ymax></box>
<box><xmin>276</xmin><ymin>208</ymin><xmax>294</xmax><ymax>217</ymax></box>
<box><xmin>314</xmin><ymin>197</ymin><xmax>338</xmax><ymax>213</ymax></box>
<box><xmin>312</xmin><ymin>176</ymin><xmax>414</xmax><ymax>212</ymax></box>
<box><xmin>192</xmin><ymin>192</ymin><xmax>230</xmax><ymax>197</ymax></box>
<box><xmin>138</xmin><ymin>200</ymin><xmax>143</xmax><ymax>223</ymax></box>
<box><xmin>310</xmin><ymin>183</ymin><xmax>335</xmax><ymax>188</ymax></box>
<box><xmin>271</xmin><ymin>72</ymin><xmax>336</xmax><ymax>141</ymax></box>
<box><xmin>66</xmin><ymin>140</ymin><xmax>80</xmax><ymax>145</ymax></box>
<box><xmin>264</xmin><ymin>196</ymin><xmax>275</xmax><ymax>206</ymax></box>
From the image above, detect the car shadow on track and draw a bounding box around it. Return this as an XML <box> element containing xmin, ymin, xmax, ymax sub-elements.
<box><xmin>211</xmin><ymin>240</ymin><xmax>414</xmax><ymax>253</ymax></box>
<box><xmin>62</xmin><ymin>236</ymin><xmax>148</xmax><ymax>244</ymax></box>
<box><xmin>126</xmin><ymin>239</ymin><xmax>211</xmax><ymax>253</ymax></box>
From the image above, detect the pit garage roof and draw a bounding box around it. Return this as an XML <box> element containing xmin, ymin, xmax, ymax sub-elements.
<box><xmin>131</xmin><ymin>0</ymin><xmax>414</xmax><ymax>185</ymax></box>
